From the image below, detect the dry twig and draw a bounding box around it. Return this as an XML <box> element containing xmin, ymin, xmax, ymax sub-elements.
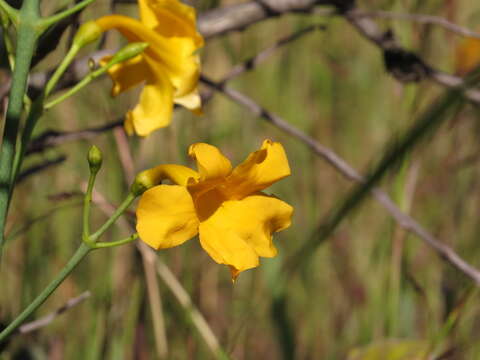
<box><xmin>18</xmin><ymin>291</ymin><xmax>91</xmax><ymax>334</ymax></box>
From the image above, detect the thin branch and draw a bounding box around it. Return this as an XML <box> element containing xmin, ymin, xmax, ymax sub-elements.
<box><xmin>27</xmin><ymin>119</ymin><xmax>122</xmax><ymax>155</ymax></box>
<box><xmin>224</xmin><ymin>24</ymin><xmax>324</xmax><ymax>82</ymax></box>
<box><xmin>24</xmin><ymin>2</ymin><xmax>480</xmax><ymax>107</ymax></box>
<box><xmin>17</xmin><ymin>155</ymin><xmax>67</xmax><ymax>183</ymax></box>
<box><xmin>343</xmin><ymin>9</ymin><xmax>480</xmax><ymax>101</ymax></box>
<box><xmin>203</xmin><ymin>24</ymin><xmax>324</xmax><ymax>104</ymax></box>
<box><xmin>18</xmin><ymin>291</ymin><xmax>91</xmax><ymax>334</ymax></box>
<box><xmin>352</xmin><ymin>10</ymin><xmax>480</xmax><ymax>39</ymax></box>
<box><xmin>200</xmin><ymin>75</ymin><xmax>480</xmax><ymax>285</ymax></box>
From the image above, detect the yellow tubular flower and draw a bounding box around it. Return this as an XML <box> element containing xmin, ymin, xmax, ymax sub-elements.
<box><xmin>95</xmin><ymin>0</ymin><xmax>203</xmax><ymax>136</ymax></box>
<box><xmin>136</xmin><ymin>140</ymin><xmax>294</xmax><ymax>280</ymax></box>
<box><xmin>455</xmin><ymin>37</ymin><xmax>480</xmax><ymax>75</ymax></box>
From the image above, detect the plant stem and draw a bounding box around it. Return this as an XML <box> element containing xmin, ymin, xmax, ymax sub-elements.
<box><xmin>89</xmin><ymin>193</ymin><xmax>136</xmax><ymax>243</ymax></box>
<box><xmin>38</xmin><ymin>0</ymin><xmax>96</xmax><ymax>31</ymax></box>
<box><xmin>44</xmin><ymin>45</ymin><xmax>81</xmax><ymax>97</ymax></box>
<box><xmin>10</xmin><ymin>97</ymin><xmax>44</xmax><ymax>196</ymax></box>
<box><xmin>82</xmin><ymin>168</ymin><xmax>98</xmax><ymax>242</ymax></box>
<box><xmin>0</xmin><ymin>0</ymin><xmax>40</xmax><ymax>260</ymax></box>
<box><xmin>44</xmin><ymin>62</ymin><xmax>112</xmax><ymax>110</ymax></box>
<box><xmin>93</xmin><ymin>233</ymin><xmax>138</xmax><ymax>249</ymax></box>
<box><xmin>0</xmin><ymin>243</ymin><xmax>91</xmax><ymax>343</ymax></box>
<box><xmin>0</xmin><ymin>11</ymin><xmax>15</xmax><ymax>69</ymax></box>
<box><xmin>0</xmin><ymin>0</ymin><xmax>18</xmax><ymax>25</ymax></box>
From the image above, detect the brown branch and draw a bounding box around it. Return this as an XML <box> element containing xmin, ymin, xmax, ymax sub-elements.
<box><xmin>352</xmin><ymin>10</ymin><xmax>480</xmax><ymax>39</ymax></box>
<box><xmin>199</xmin><ymin>1</ymin><xmax>480</xmax><ymax>103</ymax></box>
<box><xmin>200</xmin><ymin>75</ymin><xmax>480</xmax><ymax>285</ymax></box>
<box><xmin>17</xmin><ymin>155</ymin><xmax>67</xmax><ymax>184</ymax></box>
<box><xmin>18</xmin><ymin>291</ymin><xmax>91</xmax><ymax>334</ymax></box>
<box><xmin>24</xmin><ymin>2</ymin><xmax>480</xmax><ymax>106</ymax></box>
<box><xmin>27</xmin><ymin>119</ymin><xmax>123</xmax><ymax>155</ymax></box>
<box><xmin>203</xmin><ymin>24</ymin><xmax>324</xmax><ymax>104</ymax></box>
<box><xmin>198</xmin><ymin>0</ymin><xmax>332</xmax><ymax>38</ymax></box>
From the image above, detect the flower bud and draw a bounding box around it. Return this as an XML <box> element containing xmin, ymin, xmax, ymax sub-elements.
<box><xmin>130</xmin><ymin>170</ymin><xmax>156</xmax><ymax>197</ymax></box>
<box><xmin>73</xmin><ymin>21</ymin><xmax>103</xmax><ymax>49</ymax></box>
<box><xmin>87</xmin><ymin>145</ymin><xmax>103</xmax><ymax>174</ymax></box>
<box><xmin>110</xmin><ymin>42</ymin><xmax>149</xmax><ymax>65</ymax></box>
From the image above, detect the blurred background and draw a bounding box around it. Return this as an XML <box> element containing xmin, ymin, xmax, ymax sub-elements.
<box><xmin>1</xmin><ymin>0</ymin><xmax>480</xmax><ymax>359</ymax></box>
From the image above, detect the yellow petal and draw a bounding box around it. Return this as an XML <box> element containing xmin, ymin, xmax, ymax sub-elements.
<box><xmin>164</xmin><ymin>40</ymin><xmax>200</xmax><ymax>97</ymax></box>
<box><xmin>224</xmin><ymin>140</ymin><xmax>291</xmax><ymax>199</ymax></box>
<box><xmin>96</xmin><ymin>15</ymin><xmax>198</xmax><ymax>85</ymax></box>
<box><xmin>136</xmin><ymin>185</ymin><xmax>199</xmax><ymax>249</ymax></box>
<box><xmin>128</xmin><ymin>63</ymin><xmax>173</xmax><ymax>136</ymax></box>
<box><xmin>174</xmin><ymin>88</ymin><xmax>202</xmax><ymax>114</ymax></box>
<box><xmin>199</xmin><ymin>219</ymin><xmax>259</xmax><ymax>275</ymax></box>
<box><xmin>198</xmin><ymin>193</ymin><xmax>293</xmax><ymax>275</ymax></box>
<box><xmin>139</xmin><ymin>0</ymin><xmax>203</xmax><ymax>47</ymax></box>
<box><xmin>102</xmin><ymin>54</ymin><xmax>150</xmax><ymax>96</ymax></box>
<box><xmin>124</xmin><ymin>113</ymin><xmax>135</xmax><ymax>135</ymax></box>
<box><xmin>455</xmin><ymin>37</ymin><xmax>480</xmax><ymax>75</ymax></box>
<box><xmin>141</xmin><ymin>164</ymin><xmax>199</xmax><ymax>187</ymax></box>
<box><xmin>188</xmin><ymin>143</ymin><xmax>232</xmax><ymax>181</ymax></box>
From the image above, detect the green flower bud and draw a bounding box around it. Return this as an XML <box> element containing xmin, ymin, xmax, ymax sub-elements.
<box><xmin>73</xmin><ymin>21</ymin><xmax>103</xmax><ymax>49</ymax></box>
<box><xmin>110</xmin><ymin>42</ymin><xmax>149</xmax><ymax>65</ymax></box>
<box><xmin>130</xmin><ymin>170</ymin><xmax>156</xmax><ymax>197</ymax></box>
<box><xmin>87</xmin><ymin>145</ymin><xmax>103</xmax><ymax>174</ymax></box>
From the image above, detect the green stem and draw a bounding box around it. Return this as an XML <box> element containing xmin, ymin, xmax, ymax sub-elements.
<box><xmin>10</xmin><ymin>97</ymin><xmax>44</xmax><ymax>196</ymax></box>
<box><xmin>38</xmin><ymin>0</ymin><xmax>96</xmax><ymax>32</ymax></box>
<box><xmin>0</xmin><ymin>12</ymin><xmax>15</xmax><ymax>69</ymax></box>
<box><xmin>0</xmin><ymin>0</ymin><xmax>18</xmax><ymax>25</ymax></box>
<box><xmin>44</xmin><ymin>45</ymin><xmax>81</xmax><ymax>97</ymax></box>
<box><xmin>0</xmin><ymin>243</ymin><xmax>91</xmax><ymax>343</ymax></box>
<box><xmin>89</xmin><ymin>193</ymin><xmax>136</xmax><ymax>243</ymax></box>
<box><xmin>82</xmin><ymin>169</ymin><xmax>98</xmax><ymax>241</ymax></box>
<box><xmin>44</xmin><ymin>62</ymin><xmax>112</xmax><ymax>110</ymax></box>
<box><xmin>93</xmin><ymin>233</ymin><xmax>138</xmax><ymax>249</ymax></box>
<box><xmin>0</xmin><ymin>0</ymin><xmax>40</xmax><ymax>260</ymax></box>
<box><xmin>44</xmin><ymin>42</ymin><xmax>149</xmax><ymax>110</ymax></box>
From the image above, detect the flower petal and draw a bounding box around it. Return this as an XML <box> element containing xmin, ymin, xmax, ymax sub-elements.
<box><xmin>139</xmin><ymin>0</ymin><xmax>203</xmax><ymax>47</ymax></box>
<box><xmin>224</xmin><ymin>140</ymin><xmax>291</xmax><ymax>199</ymax></box>
<box><xmin>174</xmin><ymin>88</ymin><xmax>202</xmax><ymax>115</ymax></box>
<box><xmin>102</xmin><ymin>54</ymin><xmax>149</xmax><ymax>96</ymax></box>
<box><xmin>188</xmin><ymin>143</ymin><xmax>232</xmax><ymax>181</ymax></box>
<box><xmin>198</xmin><ymin>193</ymin><xmax>293</xmax><ymax>275</ymax></box>
<box><xmin>455</xmin><ymin>37</ymin><xmax>480</xmax><ymax>75</ymax></box>
<box><xmin>136</xmin><ymin>185</ymin><xmax>199</xmax><ymax>249</ymax></box>
<box><xmin>199</xmin><ymin>220</ymin><xmax>259</xmax><ymax>275</ymax></box>
<box><xmin>96</xmin><ymin>15</ymin><xmax>198</xmax><ymax>89</ymax></box>
<box><xmin>127</xmin><ymin>62</ymin><xmax>173</xmax><ymax>136</ymax></box>
<box><xmin>141</xmin><ymin>164</ymin><xmax>199</xmax><ymax>187</ymax></box>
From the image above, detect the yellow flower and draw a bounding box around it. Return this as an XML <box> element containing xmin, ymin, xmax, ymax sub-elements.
<box><xmin>455</xmin><ymin>37</ymin><xmax>480</xmax><ymax>75</ymax></box>
<box><xmin>136</xmin><ymin>140</ymin><xmax>293</xmax><ymax>280</ymax></box>
<box><xmin>95</xmin><ymin>0</ymin><xmax>204</xmax><ymax>136</ymax></box>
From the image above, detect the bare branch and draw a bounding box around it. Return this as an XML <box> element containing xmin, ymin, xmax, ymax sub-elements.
<box><xmin>200</xmin><ymin>75</ymin><xmax>480</xmax><ymax>285</ymax></box>
<box><xmin>18</xmin><ymin>291</ymin><xmax>91</xmax><ymax>334</ymax></box>
<box><xmin>17</xmin><ymin>155</ymin><xmax>67</xmax><ymax>184</ymax></box>
<box><xmin>203</xmin><ymin>24</ymin><xmax>324</xmax><ymax>104</ymax></box>
<box><xmin>343</xmin><ymin>9</ymin><xmax>480</xmax><ymax>101</ymax></box>
<box><xmin>352</xmin><ymin>10</ymin><xmax>480</xmax><ymax>39</ymax></box>
<box><xmin>198</xmin><ymin>0</ymin><xmax>330</xmax><ymax>39</ymax></box>
<box><xmin>27</xmin><ymin>119</ymin><xmax>123</xmax><ymax>155</ymax></box>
